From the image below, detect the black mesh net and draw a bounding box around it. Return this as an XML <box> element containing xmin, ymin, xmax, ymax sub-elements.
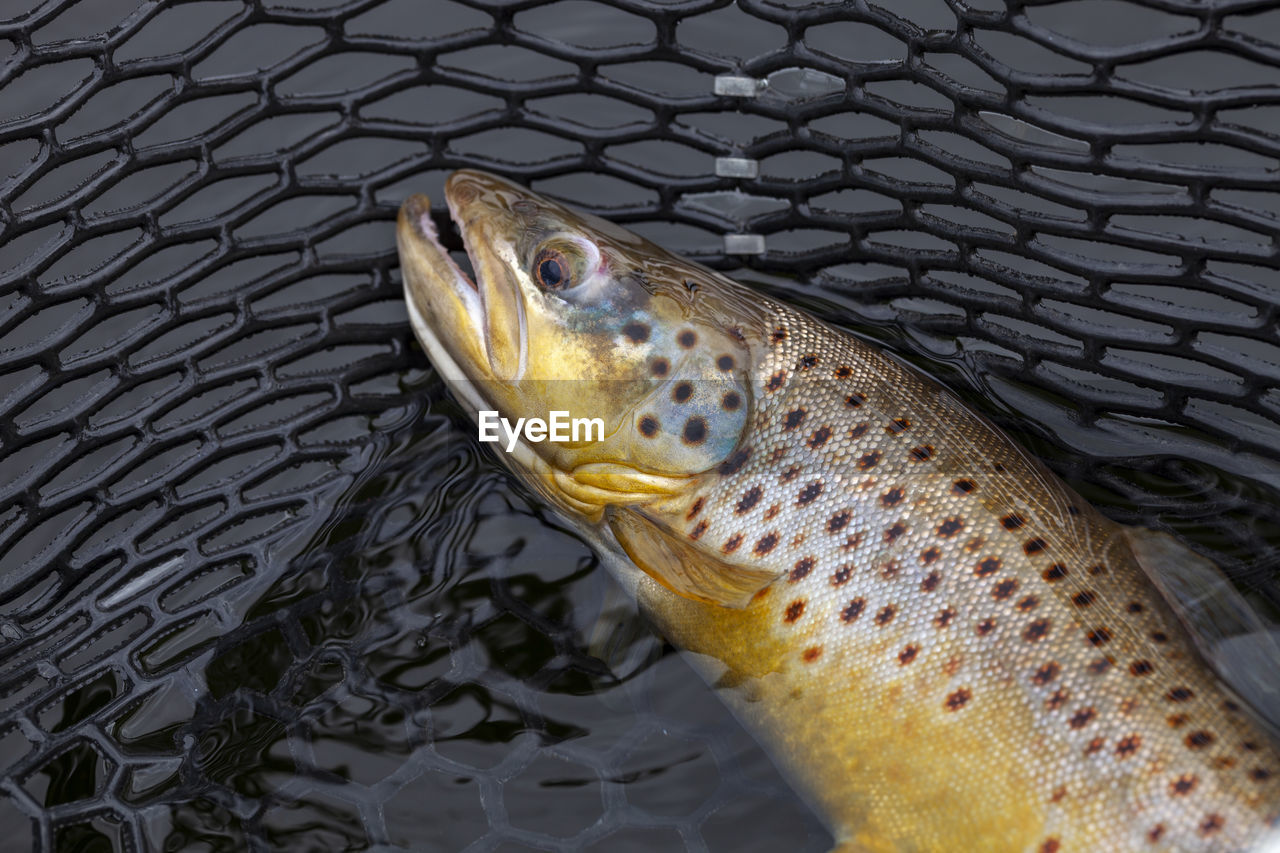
<box><xmin>2</xmin><ymin>0</ymin><xmax>1279</xmax><ymax>850</ymax></box>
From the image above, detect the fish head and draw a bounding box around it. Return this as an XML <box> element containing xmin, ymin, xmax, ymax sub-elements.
<box><xmin>398</xmin><ymin>169</ymin><xmax>754</xmax><ymax>516</ymax></box>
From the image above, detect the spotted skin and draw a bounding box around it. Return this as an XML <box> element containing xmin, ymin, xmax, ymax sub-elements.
<box><xmin>397</xmin><ymin>170</ymin><xmax>1280</xmax><ymax>853</ymax></box>
<box><xmin>642</xmin><ymin>308</ymin><xmax>1280</xmax><ymax>852</ymax></box>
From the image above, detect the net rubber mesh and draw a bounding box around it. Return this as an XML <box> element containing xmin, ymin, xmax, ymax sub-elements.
<box><xmin>1</xmin><ymin>0</ymin><xmax>1279</xmax><ymax>850</ymax></box>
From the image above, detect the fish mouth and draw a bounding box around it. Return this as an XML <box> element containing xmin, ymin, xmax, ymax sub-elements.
<box><xmin>397</xmin><ymin>190</ymin><xmax>482</xmax><ymax>394</ymax></box>
<box><xmin>397</xmin><ymin>170</ymin><xmax>527</xmax><ymax>419</ymax></box>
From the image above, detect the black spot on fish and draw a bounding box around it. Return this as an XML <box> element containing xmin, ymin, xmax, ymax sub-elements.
<box><xmin>975</xmin><ymin>557</ymin><xmax>1001</xmax><ymax>577</ymax></box>
<box><xmin>1129</xmin><ymin>660</ymin><xmax>1154</xmax><ymax>677</ymax></box>
<box><xmin>832</xmin><ymin>565</ymin><xmax>852</xmax><ymax>586</ymax></box>
<box><xmin>841</xmin><ymin>598</ymin><xmax>865</xmax><ymax>622</ymax></box>
<box><xmin>689</xmin><ymin>521</ymin><xmax>707</xmax><ymax>540</ymax></box>
<box><xmin>898</xmin><ymin>645</ymin><xmax>919</xmax><ymax>665</ymax></box>
<box><xmin>875</xmin><ymin>604</ymin><xmax>896</xmax><ymax>626</ymax></box>
<box><xmin>881</xmin><ymin>488</ymin><xmax>904</xmax><ymax>507</ymax></box>
<box><xmin>728</xmin><ymin>326</ymin><xmax>746</xmax><ymax>342</ymax></box>
<box><xmin>639</xmin><ymin>415</ymin><xmax>660</xmax><ymax>437</ymax></box>
<box><xmin>993</xmin><ymin>579</ymin><xmax>1018</xmax><ymax>600</ymax></box>
<box><xmin>754</xmin><ymin>533</ymin><xmax>778</xmax><ymax>555</ymax></box>
<box><xmin>952</xmin><ymin>479</ymin><xmax>976</xmax><ymax>495</ymax></box>
<box><xmin>921</xmin><ymin>547</ymin><xmax>940</xmax><ymax>565</ymax></box>
<box><xmin>802</xmin><ymin>646</ymin><xmax>821</xmax><ymax>662</ymax></box>
<box><xmin>766</xmin><ymin>371</ymin><xmax>786</xmax><ymax>392</ymax></box>
<box><xmin>771</xmin><ymin>327</ymin><xmax>787</xmax><ymax>344</ymax></box>
<box><xmin>1166</xmin><ymin>687</ymin><xmax>1194</xmax><ymax>702</ymax></box>
<box><xmin>797</xmin><ymin>481</ymin><xmax>823</xmax><ymax>505</ymax></box>
<box><xmin>1032</xmin><ymin>662</ymin><xmax>1061</xmax><ymax>686</ymax></box>
<box><xmin>1042</xmin><ymin>564</ymin><xmax>1068</xmax><ymax>582</ymax></box>
<box><xmin>845</xmin><ymin>393</ymin><xmax>865</xmax><ymax>408</ymax></box>
<box><xmin>790</xmin><ymin>557</ymin><xmax>814</xmax><ymax>582</ymax></box>
<box><xmin>1072</xmin><ymin>590</ymin><xmax>1097</xmax><ymax>608</ymax></box>
<box><xmin>910</xmin><ymin>445</ymin><xmax>934</xmax><ymax>462</ymax></box>
<box><xmin>922</xmin><ymin>572</ymin><xmax>941</xmax><ymax>592</ymax></box>
<box><xmin>717</xmin><ymin>354</ymin><xmax>735</xmax><ymax>371</ymax></box>
<box><xmin>827</xmin><ymin>511</ymin><xmax>850</xmax><ymax>534</ymax></box>
<box><xmin>1126</xmin><ymin>601</ymin><xmax>1144</xmax><ymax>613</ymax></box>
<box><xmin>736</xmin><ymin>486</ymin><xmax>762</xmax><ymax>514</ymax></box>
<box><xmin>673</xmin><ymin>382</ymin><xmax>693</xmax><ymax>403</ymax></box>
<box><xmin>937</xmin><ymin>517</ymin><xmax>964</xmax><ymax>538</ymax></box>
<box><xmin>808</xmin><ymin>426</ymin><xmax>831</xmax><ymax>449</ymax></box>
<box><xmin>1001</xmin><ymin>514</ymin><xmax>1026</xmax><ymax>530</ymax></box>
<box><xmin>678</xmin><ymin>329</ymin><xmax>697</xmax><ymax>348</ymax></box>
<box><xmin>884</xmin><ymin>522</ymin><xmax>906</xmax><ymax>543</ymax></box>
<box><xmin>623</xmin><ymin>321</ymin><xmax>649</xmax><ymax>342</ymax></box>
<box><xmin>1088</xmin><ymin>658</ymin><xmax>1112</xmax><ymax>675</ymax></box>
<box><xmin>781</xmin><ymin>465</ymin><xmax>800</xmax><ymax>482</ymax></box>
<box><xmin>945</xmin><ymin>688</ymin><xmax>971</xmax><ymax>711</ymax></box>
<box><xmin>834</xmin><ymin>365</ymin><xmax>852</xmax><ymax>379</ymax></box>
<box><xmin>1185</xmin><ymin>730</ymin><xmax>1214</xmax><ymax>749</ymax></box>
<box><xmin>799</xmin><ymin>354</ymin><xmax>818</xmax><ymax>369</ymax></box>
<box><xmin>934</xmin><ymin>607</ymin><xmax>954</xmax><ymax>627</ymax></box>
<box><xmin>1115</xmin><ymin>735</ymin><xmax>1141</xmax><ymax>758</ymax></box>
<box><xmin>885</xmin><ymin>418</ymin><xmax>910</xmax><ymax>435</ymax></box>
<box><xmin>718</xmin><ymin>448</ymin><xmax>750</xmax><ymax>476</ymax></box>
<box><xmin>722</xmin><ymin>534</ymin><xmax>743</xmax><ymax>554</ymax></box>
<box><xmin>1170</xmin><ymin>774</ymin><xmax>1197</xmax><ymax>796</ymax></box>
<box><xmin>686</xmin><ymin>498</ymin><xmax>704</xmax><ymax>520</ymax></box>
<box><xmin>1023</xmin><ymin>537</ymin><xmax>1047</xmax><ymax>555</ymax></box>
<box><xmin>1068</xmin><ymin>707</ymin><xmax>1096</xmax><ymax>729</ymax></box>
<box><xmin>721</xmin><ymin>391</ymin><xmax>741</xmax><ymax>411</ymax></box>
<box><xmin>784</xmin><ymin>600</ymin><xmax>805</xmax><ymax>623</ymax></box>
<box><xmin>683</xmin><ymin>417</ymin><xmax>707</xmax><ymax>445</ymax></box>
<box><xmin>857</xmin><ymin>451</ymin><xmax>881</xmax><ymax>470</ymax></box>
<box><xmin>784</xmin><ymin>408</ymin><xmax>806</xmax><ymax>430</ymax></box>
<box><xmin>1199</xmin><ymin>814</ymin><xmax>1224</xmax><ymax>837</ymax></box>
<box><xmin>976</xmin><ymin>618</ymin><xmax>996</xmax><ymax>636</ymax></box>
<box><xmin>1087</xmin><ymin>627</ymin><xmax>1112</xmax><ymax>646</ymax></box>
<box><xmin>651</xmin><ymin>358</ymin><xmax>669</xmax><ymax>377</ymax></box>
<box><xmin>849</xmin><ymin>423</ymin><xmax>869</xmax><ymax>439</ymax></box>
<box><xmin>1023</xmin><ymin>619</ymin><xmax>1050</xmax><ymax>643</ymax></box>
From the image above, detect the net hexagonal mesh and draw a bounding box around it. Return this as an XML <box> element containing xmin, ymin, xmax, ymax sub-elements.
<box><xmin>1</xmin><ymin>0</ymin><xmax>1278</xmax><ymax>850</ymax></box>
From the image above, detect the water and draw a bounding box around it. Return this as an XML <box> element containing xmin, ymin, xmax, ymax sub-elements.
<box><xmin>2</xmin><ymin>0</ymin><xmax>1280</xmax><ymax>850</ymax></box>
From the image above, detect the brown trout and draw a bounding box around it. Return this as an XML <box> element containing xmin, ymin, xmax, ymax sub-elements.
<box><xmin>396</xmin><ymin>169</ymin><xmax>1280</xmax><ymax>852</ymax></box>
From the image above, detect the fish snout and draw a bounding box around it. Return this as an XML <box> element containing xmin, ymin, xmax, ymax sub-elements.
<box><xmin>398</xmin><ymin>193</ymin><xmax>440</xmax><ymax>244</ymax></box>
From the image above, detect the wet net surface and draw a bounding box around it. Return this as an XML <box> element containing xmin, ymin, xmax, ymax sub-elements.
<box><xmin>1</xmin><ymin>0</ymin><xmax>1279</xmax><ymax>850</ymax></box>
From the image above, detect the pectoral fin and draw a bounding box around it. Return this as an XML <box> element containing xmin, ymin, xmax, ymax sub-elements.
<box><xmin>607</xmin><ymin>506</ymin><xmax>780</xmax><ymax>608</ymax></box>
<box><xmin>1124</xmin><ymin>526</ymin><xmax>1275</xmax><ymax>645</ymax></box>
<box><xmin>1124</xmin><ymin>526</ymin><xmax>1280</xmax><ymax>729</ymax></box>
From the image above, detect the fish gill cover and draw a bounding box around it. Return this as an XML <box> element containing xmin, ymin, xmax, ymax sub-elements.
<box><xmin>0</xmin><ymin>0</ymin><xmax>1278</xmax><ymax>851</ymax></box>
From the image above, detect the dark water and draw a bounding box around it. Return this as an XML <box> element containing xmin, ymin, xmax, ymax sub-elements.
<box><xmin>3</xmin><ymin>0</ymin><xmax>1280</xmax><ymax>851</ymax></box>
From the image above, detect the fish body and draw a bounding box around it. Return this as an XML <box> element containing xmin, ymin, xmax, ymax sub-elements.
<box><xmin>396</xmin><ymin>169</ymin><xmax>1280</xmax><ymax>851</ymax></box>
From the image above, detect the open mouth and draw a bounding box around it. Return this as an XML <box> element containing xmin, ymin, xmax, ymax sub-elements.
<box><xmin>397</xmin><ymin>193</ymin><xmax>487</xmax><ymax>392</ymax></box>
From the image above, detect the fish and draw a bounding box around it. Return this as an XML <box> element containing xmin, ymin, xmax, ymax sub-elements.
<box><xmin>396</xmin><ymin>168</ymin><xmax>1280</xmax><ymax>852</ymax></box>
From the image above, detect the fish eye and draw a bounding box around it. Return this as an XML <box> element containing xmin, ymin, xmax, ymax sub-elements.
<box><xmin>534</xmin><ymin>247</ymin><xmax>571</xmax><ymax>291</ymax></box>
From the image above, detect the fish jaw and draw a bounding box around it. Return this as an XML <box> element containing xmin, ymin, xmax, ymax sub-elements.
<box><xmin>396</xmin><ymin>192</ymin><xmax>487</xmax><ymax>413</ymax></box>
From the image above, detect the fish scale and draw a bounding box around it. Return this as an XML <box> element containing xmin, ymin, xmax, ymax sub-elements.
<box><xmin>647</xmin><ymin>306</ymin><xmax>1280</xmax><ymax>851</ymax></box>
<box><xmin>396</xmin><ymin>169</ymin><xmax>1280</xmax><ymax>852</ymax></box>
